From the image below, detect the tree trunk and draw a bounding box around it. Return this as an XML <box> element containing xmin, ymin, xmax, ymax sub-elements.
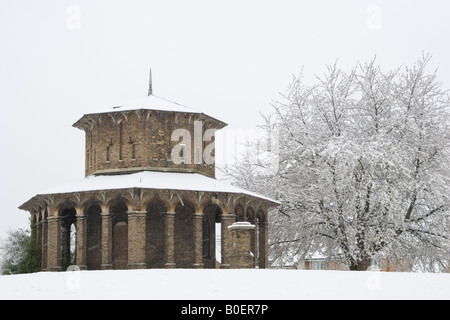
<box><xmin>358</xmin><ymin>259</ymin><xmax>372</xmax><ymax>271</ymax></box>
<box><xmin>349</xmin><ymin>259</ymin><xmax>371</xmax><ymax>271</ymax></box>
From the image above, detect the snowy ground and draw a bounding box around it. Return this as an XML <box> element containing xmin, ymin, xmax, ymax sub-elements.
<box><xmin>0</xmin><ymin>269</ymin><xmax>449</xmax><ymax>300</ymax></box>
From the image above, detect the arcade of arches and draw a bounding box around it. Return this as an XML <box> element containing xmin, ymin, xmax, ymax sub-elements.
<box><xmin>19</xmin><ymin>91</ymin><xmax>279</xmax><ymax>271</ymax></box>
<box><xmin>29</xmin><ymin>189</ymin><xmax>269</xmax><ymax>271</ymax></box>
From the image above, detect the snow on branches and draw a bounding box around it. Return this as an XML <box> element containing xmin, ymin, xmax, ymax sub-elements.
<box><xmin>225</xmin><ymin>55</ymin><xmax>450</xmax><ymax>271</ymax></box>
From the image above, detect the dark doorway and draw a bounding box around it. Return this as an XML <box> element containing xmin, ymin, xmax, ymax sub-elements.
<box><xmin>85</xmin><ymin>203</ymin><xmax>102</xmax><ymax>270</ymax></box>
<box><xmin>113</xmin><ymin>221</ymin><xmax>128</xmax><ymax>269</ymax></box>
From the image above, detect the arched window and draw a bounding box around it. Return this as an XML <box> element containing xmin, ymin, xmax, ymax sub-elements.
<box><xmin>59</xmin><ymin>204</ymin><xmax>77</xmax><ymax>270</ymax></box>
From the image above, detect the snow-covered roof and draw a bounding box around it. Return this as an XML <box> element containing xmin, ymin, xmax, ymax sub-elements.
<box><xmin>37</xmin><ymin>171</ymin><xmax>279</xmax><ymax>204</ymax></box>
<box><xmin>90</xmin><ymin>94</ymin><xmax>203</xmax><ymax>115</ymax></box>
<box><xmin>73</xmin><ymin>94</ymin><xmax>227</xmax><ymax>129</ymax></box>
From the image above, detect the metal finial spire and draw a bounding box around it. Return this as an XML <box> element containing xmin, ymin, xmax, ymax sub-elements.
<box><xmin>148</xmin><ymin>68</ymin><xmax>153</xmax><ymax>96</ymax></box>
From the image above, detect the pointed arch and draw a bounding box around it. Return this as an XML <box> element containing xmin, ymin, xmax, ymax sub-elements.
<box><xmin>84</xmin><ymin>201</ymin><xmax>102</xmax><ymax>270</ymax></box>
<box><xmin>174</xmin><ymin>199</ymin><xmax>195</xmax><ymax>268</ymax></box>
<box><xmin>58</xmin><ymin>201</ymin><xmax>77</xmax><ymax>270</ymax></box>
<box><xmin>109</xmin><ymin>196</ymin><xmax>129</xmax><ymax>269</ymax></box>
<box><xmin>202</xmin><ymin>202</ymin><xmax>223</xmax><ymax>268</ymax></box>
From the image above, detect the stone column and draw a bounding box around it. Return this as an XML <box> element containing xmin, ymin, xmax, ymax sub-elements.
<box><xmin>101</xmin><ymin>212</ymin><xmax>113</xmax><ymax>270</ymax></box>
<box><xmin>258</xmin><ymin>219</ymin><xmax>269</xmax><ymax>269</ymax></box>
<box><xmin>41</xmin><ymin>218</ymin><xmax>48</xmax><ymax>271</ymax></box>
<box><xmin>249</xmin><ymin>218</ymin><xmax>258</xmax><ymax>267</ymax></box>
<box><xmin>75</xmin><ymin>213</ymin><xmax>88</xmax><ymax>270</ymax></box>
<box><xmin>228</xmin><ymin>221</ymin><xmax>256</xmax><ymax>269</ymax></box>
<box><xmin>220</xmin><ymin>213</ymin><xmax>236</xmax><ymax>269</ymax></box>
<box><xmin>164</xmin><ymin>211</ymin><xmax>176</xmax><ymax>268</ymax></box>
<box><xmin>36</xmin><ymin>220</ymin><xmax>42</xmax><ymax>259</ymax></box>
<box><xmin>127</xmin><ymin>210</ymin><xmax>147</xmax><ymax>269</ymax></box>
<box><xmin>193</xmin><ymin>212</ymin><xmax>204</xmax><ymax>268</ymax></box>
<box><xmin>46</xmin><ymin>216</ymin><xmax>62</xmax><ymax>271</ymax></box>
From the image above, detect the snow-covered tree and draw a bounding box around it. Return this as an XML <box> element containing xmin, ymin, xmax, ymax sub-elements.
<box><xmin>224</xmin><ymin>55</ymin><xmax>450</xmax><ymax>271</ymax></box>
<box><xmin>0</xmin><ymin>225</ymin><xmax>41</xmax><ymax>275</ymax></box>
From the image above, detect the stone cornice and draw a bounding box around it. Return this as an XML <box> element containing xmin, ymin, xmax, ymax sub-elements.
<box><xmin>73</xmin><ymin>109</ymin><xmax>227</xmax><ymax>131</ymax></box>
<box><xmin>91</xmin><ymin>166</ymin><xmax>215</xmax><ymax>178</ymax></box>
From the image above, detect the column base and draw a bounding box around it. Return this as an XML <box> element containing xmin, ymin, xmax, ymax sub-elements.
<box><xmin>128</xmin><ymin>263</ymin><xmax>147</xmax><ymax>269</ymax></box>
<box><xmin>66</xmin><ymin>265</ymin><xmax>87</xmax><ymax>271</ymax></box>
<box><xmin>193</xmin><ymin>263</ymin><xmax>204</xmax><ymax>269</ymax></box>
<box><xmin>101</xmin><ymin>264</ymin><xmax>113</xmax><ymax>270</ymax></box>
<box><xmin>47</xmin><ymin>266</ymin><xmax>62</xmax><ymax>272</ymax></box>
<box><xmin>164</xmin><ymin>263</ymin><xmax>176</xmax><ymax>269</ymax></box>
<box><xmin>220</xmin><ymin>264</ymin><xmax>230</xmax><ymax>269</ymax></box>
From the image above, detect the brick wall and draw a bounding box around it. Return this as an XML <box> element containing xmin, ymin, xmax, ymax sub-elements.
<box><xmin>81</xmin><ymin>110</ymin><xmax>220</xmax><ymax>178</ymax></box>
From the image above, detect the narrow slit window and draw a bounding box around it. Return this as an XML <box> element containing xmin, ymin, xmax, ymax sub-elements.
<box><xmin>119</xmin><ymin>122</ymin><xmax>123</xmax><ymax>161</ymax></box>
<box><xmin>131</xmin><ymin>143</ymin><xmax>136</xmax><ymax>160</ymax></box>
<box><xmin>106</xmin><ymin>146</ymin><xmax>110</xmax><ymax>162</ymax></box>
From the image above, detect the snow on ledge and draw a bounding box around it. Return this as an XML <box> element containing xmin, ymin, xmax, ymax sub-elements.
<box><xmin>228</xmin><ymin>221</ymin><xmax>256</xmax><ymax>230</ymax></box>
<box><xmin>37</xmin><ymin>171</ymin><xmax>279</xmax><ymax>204</ymax></box>
<box><xmin>85</xmin><ymin>94</ymin><xmax>202</xmax><ymax>115</ymax></box>
<box><xmin>0</xmin><ymin>269</ymin><xmax>449</xmax><ymax>300</ymax></box>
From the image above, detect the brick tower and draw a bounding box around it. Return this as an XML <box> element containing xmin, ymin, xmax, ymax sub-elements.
<box><xmin>19</xmin><ymin>83</ymin><xmax>278</xmax><ymax>271</ymax></box>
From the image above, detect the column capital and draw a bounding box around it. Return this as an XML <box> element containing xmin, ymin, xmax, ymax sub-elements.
<box><xmin>127</xmin><ymin>210</ymin><xmax>147</xmax><ymax>217</ymax></box>
<box><xmin>221</xmin><ymin>213</ymin><xmax>236</xmax><ymax>220</ymax></box>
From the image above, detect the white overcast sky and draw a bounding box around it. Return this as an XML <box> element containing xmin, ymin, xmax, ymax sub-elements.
<box><xmin>1</xmin><ymin>0</ymin><xmax>450</xmax><ymax>239</ymax></box>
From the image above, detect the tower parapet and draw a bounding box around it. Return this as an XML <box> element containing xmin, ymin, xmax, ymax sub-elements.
<box><xmin>73</xmin><ymin>95</ymin><xmax>227</xmax><ymax>177</ymax></box>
